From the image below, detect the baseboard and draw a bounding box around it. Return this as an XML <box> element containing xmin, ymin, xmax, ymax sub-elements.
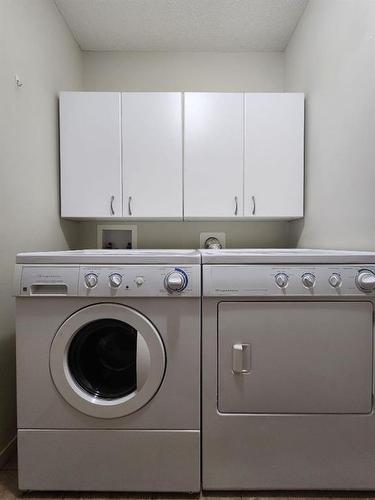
<box><xmin>0</xmin><ymin>436</ymin><xmax>16</xmax><ymax>470</ymax></box>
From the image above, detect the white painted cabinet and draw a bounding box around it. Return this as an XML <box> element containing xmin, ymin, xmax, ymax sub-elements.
<box><xmin>60</xmin><ymin>92</ymin><xmax>304</xmax><ymax>220</ymax></box>
<box><xmin>184</xmin><ymin>93</ymin><xmax>244</xmax><ymax>218</ymax></box>
<box><xmin>122</xmin><ymin>93</ymin><xmax>183</xmax><ymax>218</ymax></box>
<box><xmin>244</xmin><ymin>93</ymin><xmax>304</xmax><ymax>218</ymax></box>
<box><xmin>60</xmin><ymin>92</ymin><xmax>122</xmax><ymax>218</ymax></box>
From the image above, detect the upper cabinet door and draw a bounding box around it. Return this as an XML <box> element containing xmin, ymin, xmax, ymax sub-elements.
<box><xmin>184</xmin><ymin>93</ymin><xmax>244</xmax><ymax>218</ymax></box>
<box><xmin>122</xmin><ymin>93</ymin><xmax>183</xmax><ymax>218</ymax></box>
<box><xmin>244</xmin><ymin>93</ymin><xmax>304</xmax><ymax>218</ymax></box>
<box><xmin>60</xmin><ymin>92</ymin><xmax>122</xmax><ymax>218</ymax></box>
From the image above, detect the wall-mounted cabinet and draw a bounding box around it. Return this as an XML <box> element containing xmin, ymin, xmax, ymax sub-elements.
<box><xmin>122</xmin><ymin>92</ymin><xmax>182</xmax><ymax>218</ymax></box>
<box><xmin>244</xmin><ymin>93</ymin><xmax>304</xmax><ymax>218</ymax></box>
<box><xmin>60</xmin><ymin>92</ymin><xmax>122</xmax><ymax>218</ymax></box>
<box><xmin>184</xmin><ymin>93</ymin><xmax>244</xmax><ymax>218</ymax></box>
<box><xmin>60</xmin><ymin>91</ymin><xmax>304</xmax><ymax>220</ymax></box>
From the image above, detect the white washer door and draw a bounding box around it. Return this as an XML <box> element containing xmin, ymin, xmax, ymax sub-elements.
<box><xmin>50</xmin><ymin>303</ymin><xmax>166</xmax><ymax>418</ymax></box>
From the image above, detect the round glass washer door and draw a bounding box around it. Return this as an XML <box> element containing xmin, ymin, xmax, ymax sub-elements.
<box><xmin>50</xmin><ymin>303</ymin><xmax>166</xmax><ymax>419</ymax></box>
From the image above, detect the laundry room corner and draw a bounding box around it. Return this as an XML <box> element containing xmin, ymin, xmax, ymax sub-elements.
<box><xmin>0</xmin><ymin>0</ymin><xmax>82</xmax><ymax>466</ymax></box>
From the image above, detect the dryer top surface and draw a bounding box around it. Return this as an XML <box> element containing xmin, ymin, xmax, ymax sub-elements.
<box><xmin>200</xmin><ymin>248</ymin><xmax>375</xmax><ymax>264</ymax></box>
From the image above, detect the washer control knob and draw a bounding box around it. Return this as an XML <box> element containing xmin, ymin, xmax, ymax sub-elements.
<box><xmin>275</xmin><ymin>273</ymin><xmax>289</xmax><ymax>288</ymax></box>
<box><xmin>84</xmin><ymin>273</ymin><xmax>98</xmax><ymax>288</ymax></box>
<box><xmin>302</xmin><ymin>273</ymin><xmax>316</xmax><ymax>288</ymax></box>
<box><xmin>329</xmin><ymin>273</ymin><xmax>342</xmax><ymax>288</ymax></box>
<box><xmin>356</xmin><ymin>270</ymin><xmax>375</xmax><ymax>292</ymax></box>
<box><xmin>165</xmin><ymin>270</ymin><xmax>188</xmax><ymax>292</ymax></box>
<box><xmin>135</xmin><ymin>276</ymin><xmax>144</xmax><ymax>286</ymax></box>
<box><xmin>109</xmin><ymin>273</ymin><xmax>122</xmax><ymax>288</ymax></box>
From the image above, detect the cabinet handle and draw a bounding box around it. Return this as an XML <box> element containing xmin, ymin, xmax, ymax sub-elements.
<box><xmin>232</xmin><ymin>343</ymin><xmax>251</xmax><ymax>374</ymax></box>
<box><xmin>251</xmin><ymin>195</ymin><xmax>256</xmax><ymax>216</ymax></box>
<box><xmin>234</xmin><ymin>196</ymin><xmax>238</xmax><ymax>216</ymax></box>
<box><xmin>110</xmin><ymin>195</ymin><xmax>115</xmax><ymax>215</ymax></box>
<box><xmin>128</xmin><ymin>196</ymin><xmax>133</xmax><ymax>216</ymax></box>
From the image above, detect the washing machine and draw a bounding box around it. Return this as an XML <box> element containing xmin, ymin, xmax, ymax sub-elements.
<box><xmin>15</xmin><ymin>250</ymin><xmax>201</xmax><ymax>492</ymax></box>
<box><xmin>202</xmin><ymin>249</ymin><xmax>375</xmax><ymax>490</ymax></box>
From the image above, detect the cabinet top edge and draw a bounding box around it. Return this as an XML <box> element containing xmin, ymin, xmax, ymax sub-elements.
<box><xmin>59</xmin><ymin>91</ymin><xmax>305</xmax><ymax>97</ymax></box>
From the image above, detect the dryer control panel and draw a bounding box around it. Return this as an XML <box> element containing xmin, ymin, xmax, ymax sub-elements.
<box><xmin>203</xmin><ymin>264</ymin><xmax>375</xmax><ymax>297</ymax></box>
<box><xmin>16</xmin><ymin>264</ymin><xmax>200</xmax><ymax>297</ymax></box>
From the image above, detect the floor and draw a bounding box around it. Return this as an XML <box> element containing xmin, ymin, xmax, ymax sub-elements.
<box><xmin>1</xmin><ymin>453</ymin><xmax>375</xmax><ymax>500</ymax></box>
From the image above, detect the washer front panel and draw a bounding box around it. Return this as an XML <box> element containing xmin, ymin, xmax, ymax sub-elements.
<box><xmin>50</xmin><ymin>303</ymin><xmax>165</xmax><ymax>419</ymax></box>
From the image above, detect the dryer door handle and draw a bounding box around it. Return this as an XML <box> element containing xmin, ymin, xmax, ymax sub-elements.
<box><xmin>232</xmin><ymin>343</ymin><xmax>251</xmax><ymax>374</ymax></box>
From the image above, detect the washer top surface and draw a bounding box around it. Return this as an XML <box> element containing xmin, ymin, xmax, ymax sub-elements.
<box><xmin>16</xmin><ymin>249</ymin><xmax>201</xmax><ymax>265</ymax></box>
<box><xmin>201</xmin><ymin>248</ymin><xmax>375</xmax><ymax>264</ymax></box>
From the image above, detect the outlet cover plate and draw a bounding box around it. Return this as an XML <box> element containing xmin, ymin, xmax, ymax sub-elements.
<box><xmin>200</xmin><ymin>232</ymin><xmax>226</xmax><ymax>249</ymax></box>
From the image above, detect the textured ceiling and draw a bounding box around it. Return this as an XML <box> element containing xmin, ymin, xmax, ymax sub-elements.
<box><xmin>55</xmin><ymin>0</ymin><xmax>308</xmax><ymax>52</ymax></box>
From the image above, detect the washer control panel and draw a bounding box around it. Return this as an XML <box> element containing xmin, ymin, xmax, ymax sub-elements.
<box><xmin>204</xmin><ymin>264</ymin><xmax>375</xmax><ymax>297</ymax></box>
<box><xmin>79</xmin><ymin>265</ymin><xmax>198</xmax><ymax>297</ymax></box>
<box><xmin>16</xmin><ymin>265</ymin><xmax>200</xmax><ymax>297</ymax></box>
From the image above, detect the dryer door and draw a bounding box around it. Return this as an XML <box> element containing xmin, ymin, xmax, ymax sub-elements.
<box><xmin>50</xmin><ymin>304</ymin><xmax>165</xmax><ymax>418</ymax></box>
<box><xmin>218</xmin><ymin>301</ymin><xmax>373</xmax><ymax>414</ymax></box>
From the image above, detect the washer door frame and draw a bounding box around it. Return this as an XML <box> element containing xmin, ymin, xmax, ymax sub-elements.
<box><xmin>50</xmin><ymin>303</ymin><xmax>166</xmax><ymax>419</ymax></box>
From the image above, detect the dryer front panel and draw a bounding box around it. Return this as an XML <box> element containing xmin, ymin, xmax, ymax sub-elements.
<box><xmin>218</xmin><ymin>301</ymin><xmax>373</xmax><ymax>414</ymax></box>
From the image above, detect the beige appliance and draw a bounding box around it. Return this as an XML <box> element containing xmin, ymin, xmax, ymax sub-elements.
<box><xmin>15</xmin><ymin>250</ymin><xmax>201</xmax><ymax>492</ymax></box>
<box><xmin>202</xmin><ymin>249</ymin><xmax>375</xmax><ymax>490</ymax></box>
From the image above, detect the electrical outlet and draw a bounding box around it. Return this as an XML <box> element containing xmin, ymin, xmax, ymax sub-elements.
<box><xmin>199</xmin><ymin>232</ymin><xmax>226</xmax><ymax>249</ymax></box>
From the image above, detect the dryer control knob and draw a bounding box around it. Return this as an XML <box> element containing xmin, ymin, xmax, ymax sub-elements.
<box><xmin>165</xmin><ymin>270</ymin><xmax>188</xmax><ymax>293</ymax></box>
<box><xmin>302</xmin><ymin>273</ymin><xmax>316</xmax><ymax>288</ymax></box>
<box><xmin>356</xmin><ymin>270</ymin><xmax>375</xmax><ymax>292</ymax></box>
<box><xmin>84</xmin><ymin>273</ymin><xmax>98</xmax><ymax>288</ymax></box>
<box><xmin>109</xmin><ymin>273</ymin><xmax>122</xmax><ymax>288</ymax></box>
<box><xmin>329</xmin><ymin>273</ymin><xmax>342</xmax><ymax>288</ymax></box>
<box><xmin>275</xmin><ymin>273</ymin><xmax>289</xmax><ymax>288</ymax></box>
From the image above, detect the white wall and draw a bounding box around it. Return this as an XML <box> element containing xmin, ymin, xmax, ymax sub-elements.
<box><xmin>0</xmin><ymin>0</ymin><xmax>82</xmax><ymax>458</ymax></box>
<box><xmin>78</xmin><ymin>220</ymin><xmax>290</xmax><ymax>250</ymax></box>
<box><xmin>285</xmin><ymin>0</ymin><xmax>375</xmax><ymax>250</ymax></box>
<box><xmin>80</xmin><ymin>50</ymin><xmax>290</xmax><ymax>249</ymax></box>
<box><xmin>83</xmin><ymin>51</ymin><xmax>284</xmax><ymax>91</ymax></box>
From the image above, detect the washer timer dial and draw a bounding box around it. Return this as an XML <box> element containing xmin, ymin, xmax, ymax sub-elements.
<box><xmin>164</xmin><ymin>269</ymin><xmax>188</xmax><ymax>293</ymax></box>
